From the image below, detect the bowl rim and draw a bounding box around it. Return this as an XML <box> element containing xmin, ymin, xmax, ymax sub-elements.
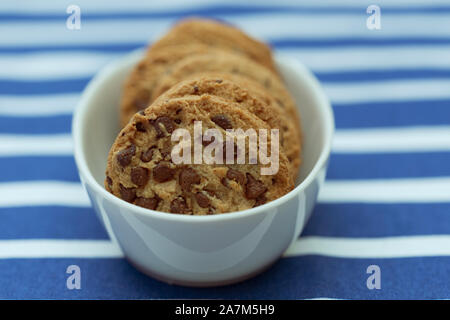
<box><xmin>72</xmin><ymin>50</ymin><xmax>335</xmax><ymax>224</ymax></box>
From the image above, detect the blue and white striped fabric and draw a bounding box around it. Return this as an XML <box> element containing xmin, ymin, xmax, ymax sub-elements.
<box><xmin>1</xmin><ymin>0</ymin><xmax>450</xmax><ymax>299</ymax></box>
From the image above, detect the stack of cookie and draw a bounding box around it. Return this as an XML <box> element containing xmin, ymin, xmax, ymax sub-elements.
<box><xmin>105</xmin><ymin>18</ymin><xmax>302</xmax><ymax>215</ymax></box>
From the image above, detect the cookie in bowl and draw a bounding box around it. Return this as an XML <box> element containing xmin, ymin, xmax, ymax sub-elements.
<box><xmin>105</xmin><ymin>94</ymin><xmax>293</xmax><ymax>215</ymax></box>
<box><xmin>152</xmin><ymin>51</ymin><xmax>301</xmax><ymax>138</ymax></box>
<box><xmin>149</xmin><ymin>18</ymin><xmax>277</xmax><ymax>72</ymax></box>
<box><xmin>154</xmin><ymin>74</ymin><xmax>302</xmax><ymax>178</ymax></box>
<box><xmin>120</xmin><ymin>18</ymin><xmax>278</xmax><ymax>128</ymax></box>
<box><xmin>120</xmin><ymin>44</ymin><xmax>224</xmax><ymax>127</ymax></box>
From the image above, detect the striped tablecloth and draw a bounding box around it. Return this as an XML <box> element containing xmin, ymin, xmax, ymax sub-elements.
<box><xmin>1</xmin><ymin>0</ymin><xmax>450</xmax><ymax>299</ymax></box>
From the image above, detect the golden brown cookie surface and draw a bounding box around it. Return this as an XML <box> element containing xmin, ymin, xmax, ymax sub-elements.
<box><xmin>151</xmin><ymin>51</ymin><xmax>302</xmax><ymax>168</ymax></box>
<box><xmin>106</xmin><ymin>95</ymin><xmax>293</xmax><ymax>215</ymax></box>
<box><xmin>155</xmin><ymin>74</ymin><xmax>302</xmax><ymax>177</ymax></box>
<box><xmin>120</xmin><ymin>44</ymin><xmax>223</xmax><ymax>127</ymax></box>
<box><xmin>150</xmin><ymin>18</ymin><xmax>276</xmax><ymax>72</ymax></box>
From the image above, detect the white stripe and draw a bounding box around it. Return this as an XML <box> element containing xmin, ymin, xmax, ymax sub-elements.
<box><xmin>2</xmin><ymin>235</ymin><xmax>450</xmax><ymax>259</ymax></box>
<box><xmin>1</xmin><ymin>78</ymin><xmax>448</xmax><ymax>113</ymax></box>
<box><xmin>2</xmin><ymin>0</ymin><xmax>449</xmax><ymax>12</ymax></box>
<box><xmin>0</xmin><ymin>134</ymin><xmax>73</xmax><ymax>156</ymax></box>
<box><xmin>3</xmin><ymin>14</ymin><xmax>450</xmax><ymax>46</ymax></box>
<box><xmin>319</xmin><ymin>177</ymin><xmax>450</xmax><ymax>203</ymax></box>
<box><xmin>0</xmin><ymin>78</ymin><xmax>449</xmax><ymax>117</ymax></box>
<box><xmin>325</xmin><ymin>79</ymin><xmax>450</xmax><ymax>104</ymax></box>
<box><xmin>0</xmin><ymin>182</ymin><xmax>90</xmax><ymax>207</ymax></box>
<box><xmin>333</xmin><ymin>126</ymin><xmax>450</xmax><ymax>153</ymax></box>
<box><xmin>0</xmin><ymin>176</ymin><xmax>449</xmax><ymax>209</ymax></box>
<box><xmin>0</xmin><ymin>127</ymin><xmax>448</xmax><ymax>157</ymax></box>
<box><xmin>1</xmin><ymin>0</ymin><xmax>446</xmax><ymax>13</ymax></box>
<box><xmin>282</xmin><ymin>46</ymin><xmax>450</xmax><ymax>72</ymax></box>
<box><xmin>0</xmin><ymin>94</ymin><xmax>78</xmax><ymax>116</ymax></box>
<box><xmin>0</xmin><ymin>239</ymin><xmax>123</xmax><ymax>258</ymax></box>
<box><xmin>0</xmin><ymin>53</ymin><xmax>120</xmax><ymax>80</ymax></box>
<box><xmin>306</xmin><ymin>297</ymin><xmax>341</xmax><ymax>300</ymax></box>
<box><xmin>285</xmin><ymin>235</ymin><xmax>450</xmax><ymax>258</ymax></box>
<box><xmin>4</xmin><ymin>47</ymin><xmax>450</xmax><ymax>80</ymax></box>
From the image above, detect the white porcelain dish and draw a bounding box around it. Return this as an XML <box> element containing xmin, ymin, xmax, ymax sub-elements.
<box><xmin>72</xmin><ymin>50</ymin><xmax>334</xmax><ymax>286</ymax></box>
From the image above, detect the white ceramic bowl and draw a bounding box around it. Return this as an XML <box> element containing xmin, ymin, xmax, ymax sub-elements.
<box><xmin>72</xmin><ymin>50</ymin><xmax>334</xmax><ymax>287</ymax></box>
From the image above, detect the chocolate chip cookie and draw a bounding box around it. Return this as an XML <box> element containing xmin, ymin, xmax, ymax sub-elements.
<box><xmin>150</xmin><ymin>18</ymin><xmax>277</xmax><ymax>73</ymax></box>
<box><xmin>106</xmin><ymin>94</ymin><xmax>293</xmax><ymax>215</ymax></box>
<box><xmin>120</xmin><ymin>44</ymin><xmax>225</xmax><ymax>127</ymax></box>
<box><xmin>151</xmin><ymin>51</ymin><xmax>301</xmax><ymax>143</ymax></box>
<box><xmin>120</xmin><ymin>18</ymin><xmax>278</xmax><ymax>128</ymax></box>
<box><xmin>154</xmin><ymin>73</ymin><xmax>302</xmax><ymax>177</ymax></box>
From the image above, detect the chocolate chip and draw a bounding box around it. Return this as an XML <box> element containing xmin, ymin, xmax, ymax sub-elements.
<box><xmin>134</xmin><ymin>90</ymin><xmax>150</xmax><ymax>110</ymax></box>
<box><xmin>226</xmin><ymin>169</ymin><xmax>245</xmax><ymax>185</ymax></box>
<box><xmin>119</xmin><ymin>184</ymin><xmax>136</xmax><ymax>202</ymax></box>
<box><xmin>174</xmin><ymin>119</ymin><xmax>182</xmax><ymax>124</ymax></box>
<box><xmin>254</xmin><ymin>195</ymin><xmax>267</xmax><ymax>207</ymax></box>
<box><xmin>106</xmin><ymin>176</ymin><xmax>112</xmax><ymax>188</ymax></box>
<box><xmin>116</xmin><ymin>144</ymin><xmax>136</xmax><ymax>167</ymax></box>
<box><xmin>193</xmin><ymin>85</ymin><xmax>199</xmax><ymax>93</ymax></box>
<box><xmin>140</xmin><ymin>147</ymin><xmax>155</xmax><ymax>162</ymax></box>
<box><xmin>152</xmin><ymin>116</ymin><xmax>175</xmax><ymax>138</ymax></box>
<box><xmin>135</xmin><ymin>122</ymin><xmax>146</xmax><ymax>132</ymax></box>
<box><xmin>195</xmin><ymin>192</ymin><xmax>210</xmax><ymax>208</ymax></box>
<box><xmin>138</xmin><ymin>110</ymin><xmax>145</xmax><ymax>116</ymax></box>
<box><xmin>135</xmin><ymin>196</ymin><xmax>159</xmax><ymax>210</ymax></box>
<box><xmin>131</xmin><ymin>167</ymin><xmax>149</xmax><ymax>187</ymax></box>
<box><xmin>245</xmin><ymin>173</ymin><xmax>267</xmax><ymax>199</ymax></box>
<box><xmin>170</xmin><ymin>197</ymin><xmax>190</xmax><ymax>214</ymax></box>
<box><xmin>179</xmin><ymin>168</ymin><xmax>201</xmax><ymax>192</ymax></box>
<box><xmin>211</xmin><ymin>115</ymin><xmax>232</xmax><ymax>130</ymax></box>
<box><xmin>202</xmin><ymin>136</ymin><xmax>215</xmax><ymax>147</ymax></box>
<box><xmin>221</xmin><ymin>178</ymin><xmax>228</xmax><ymax>187</ymax></box>
<box><xmin>153</xmin><ymin>162</ymin><xmax>174</xmax><ymax>183</ymax></box>
<box><xmin>215</xmin><ymin>79</ymin><xmax>223</xmax><ymax>83</ymax></box>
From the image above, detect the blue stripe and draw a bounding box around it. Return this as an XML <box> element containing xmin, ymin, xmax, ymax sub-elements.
<box><xmin>272</xmin><ymin>38</ymin><xmax>450</xmax><ymax>48</ymax></box>
<box><xmin>2</xmin><ymin>5</ymin><xmax>450</xmax><ymax>22</ymax></box>
<box><xmin>333</xmin><ymin>99</ymin><xmax>450</xmax><ymax>128</ymax></box>
<box><xmin>0</xmin><ymin>115</ymin><xmax>73</xmax><ymax>134</ymax></box>
<box><xmin>0</xmin><ymin>44</ymin><xmax>144</xmax><ymax>54</ymax></box>
<box><xmin>1</xmin><ymin>257</ymin><xmax>449</xmax><ymax>299</ymax></box>
<box><xmin>3</xmin><ymin>37</ymin><xmax>450</xmax><ymax>55</ymax></box>
<box><xmin>0</xmin><ymin>206</ymin><xmax>108</xmax><ymax>240</ymax></box>
<box><xmin>316</xmin><ymin>69</ymin><xmax>450</xmax><ymax>82</ymax></box>
<box><xmin>0</xmin><ymin>156</ymin><xmax>79</xmax><ymax>182</ymax></box>
<box><xmin>328</xmin><ymin>152</ymin><xmax>450</xmax><ymax>180</ymax></box>
<box><xmin>304</xmin><ymin>203</ymin><xmax>450</xmax><ymax>238</ymax></box>
<box><xmin>2</xmin><ymin>70</ymin><xmax>450</xmax><ymax>97</ymax></box>
<box><xmin>2</xmin><ymin>203</ymin><xmax>447</xmax><ymax>240</ymax></box>
<box><xmin>0</xmin><ymin>151</ymin><xmax>449</xmax><ymax>185</ymax></box>
<box><xmin>0</xmin><ymin>78</ymin><xmax>88</xmax><ymax>95</ymax></box>
<box><xmin>3</xmin><ymin>99</ymin><xmax>450</xmax><ymax>135</ymax></box>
